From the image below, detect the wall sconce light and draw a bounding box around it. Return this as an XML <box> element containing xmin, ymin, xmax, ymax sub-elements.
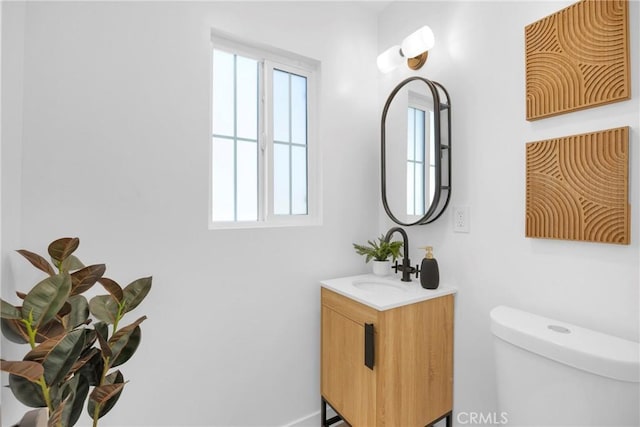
<box><xmin>377</xmin><ymin>25</ymin><xmax>435</xmax><ymax>73</ymax></box>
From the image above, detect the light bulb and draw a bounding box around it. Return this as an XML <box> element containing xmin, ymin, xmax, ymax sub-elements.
<box><xmin>376</xmin><ymin>45</ymin><xmax>404</xmax><ymax>73</ymax></box>
<box><xmin>401</xmin><ymin>25</ymin><xmax>435</xmax><ymax>58</ymax></box>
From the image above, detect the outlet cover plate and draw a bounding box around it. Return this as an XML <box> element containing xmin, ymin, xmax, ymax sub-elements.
<box><xmin>453</xmin><ymin>206</ymin><xmax>470</xmax><ymax>233</ymax></box>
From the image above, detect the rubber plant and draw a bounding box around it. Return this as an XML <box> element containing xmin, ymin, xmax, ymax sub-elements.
<box><xmin>0</xmin><ymin>237</ymin><xmax>152</xmax><ymax>427</ymax></box>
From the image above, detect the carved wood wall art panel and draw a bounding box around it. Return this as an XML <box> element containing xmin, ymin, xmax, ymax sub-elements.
<box><xmin>526</xmin><ymin>127</ymin><xmax>629</xmax><ymax>244</ymax></box>
<box><xmin>525</xmin><ymin>0</ymin><xmax>630</xmax><ymax>120</ymax></box>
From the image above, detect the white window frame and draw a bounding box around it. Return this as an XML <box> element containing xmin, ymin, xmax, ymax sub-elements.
<box><xmin>209</xmin><ymin>30</ymin><xmax>321</xmax><ymax>229</ymax></box>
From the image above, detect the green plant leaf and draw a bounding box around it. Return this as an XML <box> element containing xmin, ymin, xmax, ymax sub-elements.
<box><xmin>109</xmin><ymin>316</ymin><xmax>146</xmax><ymax>367</ymax></box>
<box><xmin>31</xmin><ymin>329</ymin><xmax>85</xmax><ymax>386</ymax></box>
<box><xmin>353</xmin><ymin>235</ymin><xmax>403</xmax><ymax>263</ymax></box>
<box><xmin>95</xmin><ymin>326</ymin><xmax>112</xmax><ymax>359</ymax></box>
<box><xmin>25</xmin><ymin>335</ymin><xmax>63</xmax><ymax>363</ymax></box>
<box><xmin>93</xmin><ymin>322</ymin><xmax>109</xmax><ymax>342</ymax></box>
<box><xmin>111</xmin><ymin>326</ymin><xmax>141</xmax><ymax>368</ymax></box>
<box><xmin>48</xmin><ymin>238</ymin><xmax>80</xmax><ymax>264</ymax></box>
<box><xmin>0</xmin><ymin>359</ymin><xmax>44</xmax><ymax>382</ymax></box>
<box><xmin>1</xmin><ymin>317</ymin><xmax>65</xmax><ymax>344</ymax></box>
<box><xmin>98</xmin><ymin>277</ymin><xmax>124</xmax><ymax>302</ymax></box>
<box><xmin>60</xmin><ymin>255</ymin><xmax>85</xmax><ymax>273</ymax></box>
<box><xmin>65</xmin><ymin>295</ymin><xmax>89</xmax><ymax>330</ymax></box>
<box><xmin>49</xmin><ymin>396</ymin><xmax>67</xmax><ymax>427</ymax></box>
<box><xmin>35</xmin><ymin>319</ymin><xmax>67</xmax><ymax>342</ymax></box>
<box><xmin>22</xmin><ymin>273</ymin><xmax>72</xmax><ymax>328</ymax></box>
<box><xmin>69</xmin><ymin>347</ymin><xmax>100</xmax><ymax>376</ymax></box>
<box><xmin>1</xmin><ymin>318</ymin><xmax>30</xmax><ymax>343</ymax></box>
<box><xmin>1</xmin><ymin>299</ymin><xmax>21</xmax><ymax>319</ymax></box>
<box><xmin>9</xmin><ymin>374</ymin><xmax>46</xmax><ymax>407</ymax></box>
<box><xmin>16</xmin><ymin>249</ymin><xmax>55</xmax><ymax>276</ymax></box>
<box><xmin>59</xmin><ymin>373</ymin><xmax>89</xmax><ymax>427</ymax></box>
<box><xmin>75</xmin><ymin>349</ymin><xmax>103</xmax><ymax>387</ymax></box>
<box><xmin>88</xmin><ymin>371</ymin><xmax>125</xmax><ymax>419</ymax></box>
<box><xmin>70</xmin><ymin>264</ymin><xmax>106</xmax><ymax>295</ymax></box>
<box><xmin>122</xmin><ymin>277</ymin><xmax>152</xmax><ymax>313</ymax></box>
<box><xmin>89</xmin><ymin>295</ymin><xmax>119</xmax><ymax>324</ymax></box>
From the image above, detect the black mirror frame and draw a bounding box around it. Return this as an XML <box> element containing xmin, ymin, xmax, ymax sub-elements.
<box><xmin>381</xmin><ymin>77</ymin><xmax>451</xmax><ymax>226</ymax></box>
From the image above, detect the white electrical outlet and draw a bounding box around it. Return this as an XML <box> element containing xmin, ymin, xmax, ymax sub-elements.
<box><xmin>453</xmin><ymin>206</ymin><xmax>470</xmax><ymax>233</ymax></box>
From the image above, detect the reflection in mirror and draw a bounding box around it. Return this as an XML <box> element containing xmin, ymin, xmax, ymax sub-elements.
<box><xmin>382</xmin><ymin>77</ymin><xmax>451</xmax><ymax>226</ymax></box>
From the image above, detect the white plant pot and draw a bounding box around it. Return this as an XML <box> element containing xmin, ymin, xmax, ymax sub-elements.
<box><xmin>372</xmin><ymin>260</ymin><xmax>391</xmax><ymax>276</ymax></box>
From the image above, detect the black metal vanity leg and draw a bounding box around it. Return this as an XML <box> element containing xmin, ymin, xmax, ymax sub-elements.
<box><xmin>445</xmin><ymin>412</ymin><xmax>452</xmax><ymax>427</ymax></box>
<box><xmin>321</xmin><ymin>397</ymin><xmax>327</xmax><ymax>427</ymax></box>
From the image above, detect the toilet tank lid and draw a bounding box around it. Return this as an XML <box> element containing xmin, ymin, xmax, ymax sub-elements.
<box><xmin>490</xmin><ymin>305</ymin><xmax>639</xmax><ymax>383</ymax></box>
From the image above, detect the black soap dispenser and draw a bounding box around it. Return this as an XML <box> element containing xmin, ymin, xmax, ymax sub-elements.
<box><xmin>419</xmin><ymin>246</ymin><xmax>439</xmax><ymax>289</ymax></box>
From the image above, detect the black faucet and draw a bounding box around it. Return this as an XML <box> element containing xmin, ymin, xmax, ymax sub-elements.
<box><xmin>384</xmin><ymin>227</ymin><xmax>419</xmax><ymax>282</ymax></box>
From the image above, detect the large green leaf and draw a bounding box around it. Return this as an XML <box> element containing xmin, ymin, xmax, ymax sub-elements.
<box><xmin>65</xmin><ymin>295</ymin><xmax>89</xmax><ymax>330</ymax></box>
<box><xmin>0</xmin><ymin>359</ymin><xmax>44</xmax><ymax>382</ymax></box>
<box><xmin>59</xmin><ymin>255</ymin><xmax>85</xmax><ymax>273</ymax></box>
<box><xmin>111</xmin><ymin>325</ymin><xmax>142</xmax><ymax>367</ymax></box>
<box><xmin>75</xmin><ymin>349</ymin><xmax>103</xmax><ymax>387</ymax></box>
<box><xmin>87</xmin><ymin>371</ymin><xmax>125</xmax><ymax>419</ymax></box>
<box><xmin>98</xmin><ymin>277</ymin><xmax>124</xmax><ymax>302</ymax></box>
<box><xmin>89</xmin><ymin>295</ymin><xmax>119</xmax><ymax>324</ymax></box>
<box><xmin>48</xmin><ymin>238</ymin><xmax>80</xmax><ymax>263</ymax></box>
<box><xmin>70</xmin><ymin>264</ymin><xmax>106</xmax><ymax>295</ymax></box>
<box><xmin>35</xmin><ymin>319</ymin><xmax>66</xmax><ymax>342</ymax></box>
<box><xmin>69</xmin><ymin>347</ymin><xmax>100</xmax><ymax>376</ymax></box>
<box><xmin>1</xmin><ymin>318</ymin><xmax>30</xmax><ymax>343</ymax></box>
<box><xmin>122</xmin><ymin>277</ymin><xmax>152</xmax><ymax>313</ymax></box>
<box><xmin>16</xmin><ymin>249</ymin><xmax>55</xmax><ymax>276</ymax></box>
<box><xmin>22</xmin><ymin>273</ymin><xmax>72</xmax><ymax>328</ymax></box>
<box><xmin>25</xmin><ymin>336</ymin><xmax>61</xmax><ymax>363</ymax></box>
<box><xmin>59</xmin><ymin>374</ymin><xmax>89</xmax><ymax>427</ymax></box>
<box><xmin>1</xmin><ymin>299</ymin><xmax>21</xmax><ymax>319</ymax></box>
<box><xmin>1</xmin><ymin>317</ymin><xmax>65</xmax><ymax>344</ymax></box>
<box><xmin>47</xmin><ymin>329</ymin><xmax>85</xmax><ymax>386</ymax></box>
<box><xmin>9</xmin><ymin>373</ymin><xmax>46</xmax><ymax>407</ymax></box>
<box><xmin>93</xmin><ymin>322</ymin><xmax>109</xmax><ymax>343</ymax></box>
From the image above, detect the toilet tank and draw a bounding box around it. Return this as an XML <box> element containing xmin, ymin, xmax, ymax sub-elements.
<box><xmin>490</xmin><ymin>305</ymin><xmax>639</xmax><ymax>427</ymax></box>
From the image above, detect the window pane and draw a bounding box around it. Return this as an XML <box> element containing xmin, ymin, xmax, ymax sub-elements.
<box><xmin>212</xmin><ymin>137</ymin><xmax>235</xmax><ymax>221</ymax></box>
<box><xmin>415</xmin><ymin>163</ymin><xmax>424</xmax><ymax>215</ymax></box>
<box><xmin>237</xmin><ymin>140</ymin><xmax>258</xmax><ymax>221</ymax></box>
<box><xmin>212</xmin><ymin>50</ymin><xmax>234</xmax><ymax>136</ymax></box>
<box><xmin>407</xmin><ymin>162</ymin><xmax>415</xmax><ymax>216</ymax></box>
<box><xmin>291</xmin><ymin>74</ymin><xmax>307</xmax><ymax>145</ymax></box>
<box><xmin>292</xmin><ymin>146</ymin><xmax>307</xmax><ymax>215</ymax></box>
<box><xmin>273</xmin><ymin>70</ymin><xmax>290</xmax><ymax>142</ymax></box>
<box><xmin>236</xmin><ymin>56</ymin><xmax>258</xmax><ymax>140</ymax></box>
<box><xmin>415</xmin><ymin>109</ymin><xmax>425</xmax><ymax>161</ymax></box>
<box><xmin>407</xmin><ymin>108</ymin><xmax>415</xmax><ymax>161</ymax></box>
<box><xmin>274</xmin><ymin>143</ymin><xmax>290</xmax><ymax>215</ymax></box>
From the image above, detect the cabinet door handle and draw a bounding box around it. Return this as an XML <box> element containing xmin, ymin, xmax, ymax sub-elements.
<box><xmin>364</xmin><ymin>323</ymin><xmax>374</xmax><ymax>370</ymax></box>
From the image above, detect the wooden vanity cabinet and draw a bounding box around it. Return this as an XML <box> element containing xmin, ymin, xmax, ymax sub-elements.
<box><xmin>321</xmin><ymin>287</ymin><xmax>454</xmax><ymax>427</ymax></box>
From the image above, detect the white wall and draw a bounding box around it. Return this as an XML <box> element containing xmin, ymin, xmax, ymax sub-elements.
<box><xmin>1</xmin><ymin>2</ymin><xmax>379</xmax><ymax>426</ymax></box>
<box><xmin>378</xmin><ymin>0</ymin><xmax>640</xmax><ymax>422</ymax></box>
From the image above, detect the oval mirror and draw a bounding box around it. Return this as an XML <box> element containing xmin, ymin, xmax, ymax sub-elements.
<box><xmin>381</xmin><ymin>77</ymin><xmax>451</xmax><ymax>226</ymax></box>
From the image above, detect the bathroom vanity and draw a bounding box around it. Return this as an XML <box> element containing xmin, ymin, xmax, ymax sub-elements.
<box><xmin>320</xmin><ymin>275</ymin><xmax>455</xmax><ymax>427</ymax></box>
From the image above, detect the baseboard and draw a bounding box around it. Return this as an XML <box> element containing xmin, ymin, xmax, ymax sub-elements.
<box><xmin>281</xmin><ymin>410</ymin><xmax>320</xmax><ymax>427</ymax></box>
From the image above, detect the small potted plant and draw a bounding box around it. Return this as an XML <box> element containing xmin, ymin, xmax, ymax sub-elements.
<box><xmin>353</xmin><ymin>235</ymin><xmax>403</xmax><ymax>276</ymax></box>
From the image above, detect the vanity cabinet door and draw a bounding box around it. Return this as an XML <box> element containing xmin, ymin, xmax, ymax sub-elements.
<box><xmin>321</xmin><ymin>305</ymin><xmax>375</xmax><ymax>426</ymax></box>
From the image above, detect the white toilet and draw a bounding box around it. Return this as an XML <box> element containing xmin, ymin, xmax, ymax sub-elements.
<box><xmin>491</xmin><ymin>305</ymin><xmax>640</xmax><ymax>427</ymax></box>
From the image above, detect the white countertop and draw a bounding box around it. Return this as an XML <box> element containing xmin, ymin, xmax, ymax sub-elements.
<box><xmin>320</xmin><ymin>274</ymin><xmax>457</xmax><ymax>311</ymax></box>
